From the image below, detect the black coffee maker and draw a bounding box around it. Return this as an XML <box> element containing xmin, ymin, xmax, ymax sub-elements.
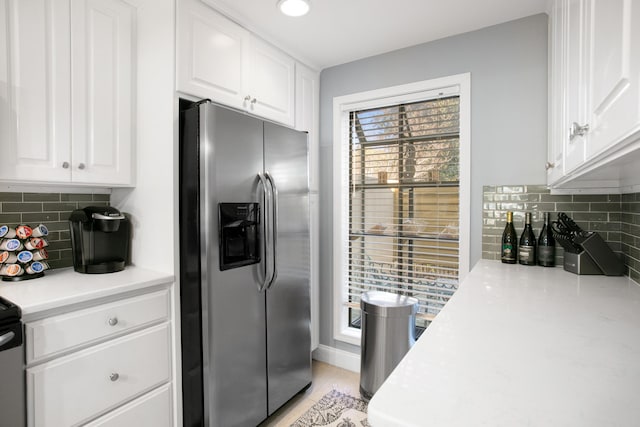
<box><xmin>69</xmin><ymin>206</ymin><xmax>131</xmax><ymax>274</ymax></box>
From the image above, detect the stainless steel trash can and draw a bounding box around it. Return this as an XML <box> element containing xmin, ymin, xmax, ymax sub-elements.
<box><xmin>359</xmin><ymin>291</ymin><xmax>418</xmax><ymax>399</ymax></box>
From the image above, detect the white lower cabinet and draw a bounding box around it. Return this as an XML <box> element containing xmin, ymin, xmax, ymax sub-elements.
<box><xmin>25</xmin><ymin>290</ymin><xmax>173</xmax><ymax>427</ymax></box>
<box><xmin>84</xmin><ymin>384</ymin><xmax>172</xmax><ymax>427</ymax></box>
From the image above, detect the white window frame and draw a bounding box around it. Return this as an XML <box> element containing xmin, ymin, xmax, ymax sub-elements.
<box><xmin>332</xmin><ymin>73</ymin><xmax>471</xmax><ymax>346</ymax></box>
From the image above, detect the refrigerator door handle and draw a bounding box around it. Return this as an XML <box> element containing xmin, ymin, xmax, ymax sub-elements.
<box><xmin>265</xmin><ymin>172</ymin><xmax>278</xmax><ymax>289</ymax></box>
<box><xmin>257</xmin><ymin>173</ymin><xmax>273</xmax><ymax>292</ymax></box>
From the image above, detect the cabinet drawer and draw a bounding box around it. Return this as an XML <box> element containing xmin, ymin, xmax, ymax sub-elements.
<box><xmin>26</xmin><ymin>290</ymin><xmax>169</xmax><ymax>363</ymax></box>
<box><xmin>27</xmin><ymin>323</ymin><xmax>171</xmax><ymax>427</ymax></box>
<box><xmin>84</xmin><ymin>384</ymin><xmax>172</xmax><ymax>427</ymax></box>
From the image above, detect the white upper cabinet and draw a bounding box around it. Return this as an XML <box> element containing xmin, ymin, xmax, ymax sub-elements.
<box><xmin>563</xmin><ymin>0</ymin><xmax>589</xmax><ymax>174</ymax></box>
<box><xmin>585</xmin><ymin>0</ymin><xmax>640</xmax><ymax>158</ymax></box>
<box><xmin>0</xmin><ymin>0</ymin><xmax>72</xmax><ymax>183</ymax></box>
<box><xmin>547</xmin><ymin>0</ymin><xmax>640</xmax><ymax>190</ymax></box>
<box><xmin>547</xmin><ymin>0</ymin><xmax>566</xmax><ymax>183</ymax></box>
<box><xmin>0</xmin><ymin>0</ymin><xmax>135</xmax><ymax>186</ymax></box>
<box><xmin>176</xmin><ymin>0</ymin><xmax>250</xmax><ymax>109</ymax></box>
<box><xmin>247</xmin><ymin>36</ymin><xmax>295</xmax><ymax>126</ymax></box>
<box><xmin>70</xmin><ymin>0</ymin><xmax>135</xmax><ymax>185</ymax></box>
<box><xmin>177</xmin><ymin>0</ymin><xmax>295</xmax><ymax>127</ymax></box>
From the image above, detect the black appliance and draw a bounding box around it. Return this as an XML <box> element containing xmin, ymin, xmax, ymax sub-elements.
<box><xmin>0</xmin><ymin>296</ymin><xmax>24</xmax><ymax>426</ymax></box>
<box><xmin>69</xmin><ymin>206</ymin><xmax>131</xmax><ymax>274</ymax></box>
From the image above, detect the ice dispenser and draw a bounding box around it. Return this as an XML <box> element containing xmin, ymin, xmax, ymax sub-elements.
<box><xmin>219</xmin><ymin>203</ymin><xmax>260</xmax><ymax>271</ymax></box>
<box><xmin>69</xmin><ymin>206</ymin><xmax>131</xmax><ymax>274</ymax></box>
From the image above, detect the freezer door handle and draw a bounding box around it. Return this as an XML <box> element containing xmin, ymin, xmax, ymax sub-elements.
<box><xmin>257</xmin><ymin>173</ymin><xmax>273</xmax><ymax>292</ymax></box>
<box><xmin>265</xmin><ymin>172</ymin><xmax>278</xmax><ymax>289</ymax></box>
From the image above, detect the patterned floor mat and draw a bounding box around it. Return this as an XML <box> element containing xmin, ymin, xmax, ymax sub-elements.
<box><xmin>290</xmin><ymin>389</ymin><xmax>369</xmax><ymax>427</ymax></box>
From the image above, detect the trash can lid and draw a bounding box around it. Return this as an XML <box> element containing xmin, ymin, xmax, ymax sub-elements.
<box><xmin>360</xmin><ymin>291</ymin><xmax>419</xmax><ymax>317</ymax></box>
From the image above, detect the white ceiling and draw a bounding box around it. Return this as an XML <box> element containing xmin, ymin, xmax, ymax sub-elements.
<box><xmin>203</xmin><ymin>0</ymin><xmax>549</xmax><ymax>70</ymax></box>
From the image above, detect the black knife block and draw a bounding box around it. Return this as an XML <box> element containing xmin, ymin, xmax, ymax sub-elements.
<box><xmin>563</xmin><ymin>232</ymin><xmax>625</xmax><ymax>276</ymax></box>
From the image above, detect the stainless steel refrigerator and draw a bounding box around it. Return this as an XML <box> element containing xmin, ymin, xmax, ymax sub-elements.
<box><xmin>179</xmin><ymin>100</ymin><xmax>311</xmax><ymax>427</ymax></box>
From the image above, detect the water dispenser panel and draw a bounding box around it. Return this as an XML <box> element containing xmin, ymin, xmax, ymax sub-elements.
<box><xmin>218</xmin><ymin>203</ymin><xmax>260</xmax><ymax>271</ymax></box>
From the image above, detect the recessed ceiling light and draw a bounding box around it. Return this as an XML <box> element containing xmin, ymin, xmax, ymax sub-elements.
<box><xmin>277</xmin><ymin>0</ymin><xmax>310</xmax><ymax>17</ymax></box>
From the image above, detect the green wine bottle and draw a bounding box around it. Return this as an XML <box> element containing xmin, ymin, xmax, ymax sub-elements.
<box><xmin>537</xmin><ymin>212</ymin><xmax>555</xmax><ymax>267</ymax></box>
<box><xmin>501</xmin><ymin>211</ymin><xmax>517</xmax><ymax>264</ymax></box>
<box><xmin>518</xmin><ymin>212</ymin><xmax>536</xmax><ymax>265</ymax></box>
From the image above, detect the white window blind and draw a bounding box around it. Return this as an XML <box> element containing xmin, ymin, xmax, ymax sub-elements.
<box><xmin>347</xmin><ymin>96</ymin><xmax>460</xmax><ymax>321</ymax></box>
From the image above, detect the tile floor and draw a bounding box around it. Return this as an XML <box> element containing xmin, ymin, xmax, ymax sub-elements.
<box><xmin>259</xmin><ymin>361</ymin><xmax>361</xmax><ymax>426</ymax></box>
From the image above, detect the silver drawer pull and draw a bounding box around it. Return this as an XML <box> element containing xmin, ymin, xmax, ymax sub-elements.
<box><xmin>108</xmin><ymin>317</ymin><xmax>118</xmax><ymax>326</ymax></box>
<box><xmin>110</xmin><ymin>373</ymin><xmax>119</xmax><ymax>382</ymax></box>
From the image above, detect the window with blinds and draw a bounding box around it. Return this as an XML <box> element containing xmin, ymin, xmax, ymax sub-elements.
<box><xmin>347</xmin><ymin>96</ymin><xmax>460</xmax><ymax>329</ymax></box>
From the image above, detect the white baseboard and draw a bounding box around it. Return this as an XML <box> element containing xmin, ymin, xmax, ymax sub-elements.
<box><xmin>312</xmin><ymin>344</ymin><xmax>360</xmax><ymax>373</ymax></box>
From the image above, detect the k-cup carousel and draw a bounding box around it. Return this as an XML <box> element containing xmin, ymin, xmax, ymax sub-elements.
<box><xmin>0</xmin><ymin>224</ymin><xmax>50</xmax><ymax>281</ymax></box>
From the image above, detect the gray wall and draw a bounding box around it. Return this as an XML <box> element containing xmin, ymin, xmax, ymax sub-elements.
<box><xmin>318</xmin><ymin>14</ymin><xmax>548</xmax><ymax>351</ymax></box>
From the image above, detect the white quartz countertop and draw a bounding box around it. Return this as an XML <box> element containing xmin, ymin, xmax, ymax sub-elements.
<box><xmin>0</xmin><ymin>267</ymin><xmax>173</xmax><ymax>320</ymax></box>
<box><xmin>368</xmin><ymin>259</ymin><xmax>640</xmax><ymax>427</ymax></box>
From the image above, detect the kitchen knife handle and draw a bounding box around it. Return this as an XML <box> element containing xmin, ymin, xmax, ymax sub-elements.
<box><xmin>265</xmin><ymin>172</ymin><xmax>278</xmax><ymax>289</ymax></box>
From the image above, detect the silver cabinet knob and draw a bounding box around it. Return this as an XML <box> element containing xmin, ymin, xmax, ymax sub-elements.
<box><xmin>244</xmin><ymin>95</ymin><xmax>252</xmax><ymax>101</ymax></box>
<box><xmin>78</xmin><ymin>163</ymin><xmax>86</xmax><ymax>170</ymax></box>
<box><xmin>110</xmin><ymin>373</ymin><xmax>119</xmax><ymax>382</ymax></box>
<box><xmin>108</xmin><ymin>317</ymin><xmax>118</xmax><ymax>326</ymax></box>
<box><xmin>62</xmin><ymin>162</ymin><xmax>70</xmax><ymax>169</ymax></box>
<box><xmin>545</xmin><ymin>162</ymin><xmax>555</xmax><ymax>170</ymax></box>
<box><xmin>569</xmin><ymin>122</ymin><xmax>589</xmax><ymax>141</ymax></box>
<box><xmin>250</xmin><ymin>98</ymin><xmax>257</xmax><ymax>104</ymax></box>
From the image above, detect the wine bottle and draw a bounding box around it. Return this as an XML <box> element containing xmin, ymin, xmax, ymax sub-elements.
<box><xmin>537</xmin><ymin>212</ymin><xmax>555</xmax><ymax>267</ymax></box>
<box><xmin>501</xmin><ymin>211</ymin><xmax>517</xmax><ymax>264</ymax></box>
<box><xmin>518</xmin><ymin>212</ymin><xmax>536</xmax><ymax>265</ymax></box>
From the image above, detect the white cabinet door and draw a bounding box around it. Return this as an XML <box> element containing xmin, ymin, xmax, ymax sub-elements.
<box><xmin>83</xmin><ymin>384</ymin><xmax>172</xmax><ymax>427</ymax></box>
<box><xmin>585</xmin><ymin>0</ymin><xmax>640</xmax><ymax>158</ymax></box>
<box><xmin>247</xmin><ymin>36</ymin><xmax>295</xmax><ymax>126</ymax></box>
<box><xmin>176</xmin><ymin>0</ymin><xmax>249</xmax><ymax>109</ymax></box>
<box><xmin>0</xmin><ymin>0</ymin><xmax>71</xmax><ymax>182</ymax></box>
<box><xmin>563</xmin><ymin>0</ymin><xmax>589</xmax><ymax>173</ymax></box>
<box><xmin>70</xmin><ymin>0</ymin><xmax>135</xmax><ymax>185</ymax></box>
<box><xmin>547</xmin><ymin>0</ymin><xmax>566</xmax><ymax>185</ymax></box>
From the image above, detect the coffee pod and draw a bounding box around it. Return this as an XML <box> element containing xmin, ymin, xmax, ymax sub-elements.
<box><xmin>31</xmin><ymin>224</ymin><xmax>49</xmax><ymax>238</ymax></box>
<box><xmin>26</xmin><ymin>261</ymin><xmax>49</xmax><ymax>275</ymax></box>
<box><xmin>0</xmin><ymin>226</ymin><xmax>17</xmax><ymax>239</ymax></box>
<box><xmin>17</xmin><ymin>250</ymin><xmax>33</xmax><ymax>264</ymax></box>
<box><xmin>16</xmin><ymin>225</ymin><xmax>33</xmax><ymax>239</ymax></box>
<box><xmin>0</xmin><ymin>239</ymin><xmax>23</xmax><ymax>251</ymax></box>
<box><xmin>0</xmin><ymin>251</ymin><xmax>18</xmax><ymax>264</ymax></box>
<box><xmin>0</xmin><ymin>264</ymin><xmax>24</xmax><ymax>277</ymax></box>
<box><xmin>31</xmin><ymin>249</ymin><xmax>49</xmax><ymax>261</ymax></box>
<box><xmin>24</xmin><ymin>237</ymin><xmax>48</xmax><ymax>251</ymax></box>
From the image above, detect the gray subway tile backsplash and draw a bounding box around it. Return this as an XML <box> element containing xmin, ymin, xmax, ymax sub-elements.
<box><xmin>482</xmin><ymin>185</ymin><xmax>640</xmax><ymax>284</ymax></box>
<box><xmin>0</xmin><ymin>192</ymin><xmax>110</xmax><ymax>270</ymax></box>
